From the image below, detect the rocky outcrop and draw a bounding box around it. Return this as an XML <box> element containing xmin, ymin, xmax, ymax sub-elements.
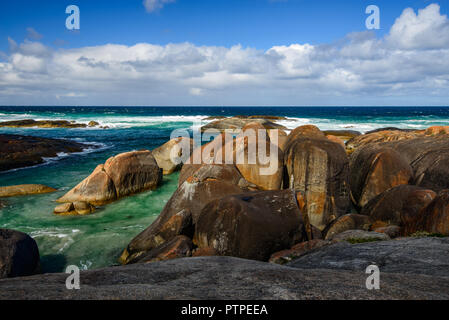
<box><xmin>284</xmin><ymin>135</ymin><xmax>350</xmax><ymax>230</ymax></box>
<box><xmin>0</xmin><ymin>134</ymin><xmax>90</xmax><ymax>172</ymax></box>
<box><xmin>1</xmin><ymin>252</ymin><xmax>448</xmax><ymax>299</ymax></box>
<box><xmin>329</xmin><ymin>229</ymin><xmax>390</xmax><ymax>242</ymax></box>
<box><xmin>388</xmin><ymin>137</ymin><xmax>449</xmax><ymax>192</ymax></box>
<box><xmin>287</xmin><ymin>237</ymin><xmax>449</xmax><ymax>278</ymax></box>
<box><xmin>0</xmin><ymin>184</ymin><xmax>56</xmax><ymax>197</ymax></box>
<box><xmin>349</xmin><ymin>145</ymin><xmax>413</xmax><ymax>208</ymax></box>
<box><xmin>234</xmin><ymin>123</ymin><xmax>284</xmax><ymax>190</ymax></box>
<box><xmin>323</xmin><ymin>214</ymin><xmax>372</xmax><ymax>240</ymax></box>
<box><xmin>56</xmin><ymin>150</ymin><xmax>162</xmax><ymax>214</ymax></box>
<box><xmin>120</xmin><ymin>164</ymin><xmax>252</xmax><ymax>264</ymax></box>
<box><xmin>269</xmin><ymin>239</ymin><xmax>331</xmax><ymax>265</ymax></box>
<box><xmin>346</xmin><ymin>130</ymin><xmax>421</xmax><ymax>152</ymax></box>
<box><xmin>194</xmin><ymin>189</ymin><xmax>310</xmax><ymax>261</ymax></box>
<box><xmin>360</xmin><ymin>185</ymin><xmax>437</xmax><ymax>235</ymax></box>
<box><xmin>414</xmin><ymin>190</ymin><xmax>449</xmax><ymax>236</ymax></box>
<box><xmin>323</xmin><ymin>130</ymin><xmax>361</xmax><ymax>141</ymax></box>
<box><xmin>0</xmin><ymin>119</ymin><xmax>97</xmax><ymax>129</ymax></box>
<box><xmin>136</xmin><ymin>235</ymin><xmax>193</xmax><ymax>264</ymax></box>
<box><xmin>201</xmin><ymin>117</ymin><xmax>286</xmax><ymax>133</ymax></box>
<box><xmin>0</xmin><ymin>229</ymin><xmax>40</xmax><ymax>279</ymax></box>
<box><xmin>152</xmin><ymin>137</ymin><xmax>194</xmax><ymax>175</ymax></box>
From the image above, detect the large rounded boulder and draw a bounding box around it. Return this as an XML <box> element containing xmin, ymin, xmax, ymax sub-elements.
<box><xmin>360</xmin><ymin>185</ymin><xmax>437</xmax><ymax>235</ymax></box>
<box><xmin>120</xmin><ymin>164</ymin><xmax>253</xmax><ymax>264</ymax></box>
<box><xmin>283</xmin><ymin>136</ymin><xmax>350</xmax><ymax>230</ymax></box>
<box><xmin>152</xmin><ymin>137</ymin><xmax>194</xmax><ymax>175</ymax></box>
<box><xmin>194</xmin><ymin>189</ymin><xmax>310</xmax><ymax>261</ymax></box>
<box><xmin>349</xmin><ymin>145</ymin><xmax>413</xmax><ymax>209</ymax></box>
<box><xmin>0</xmin><ymin>229</ymin><xmax>40</xmax><ymax>279</ymax></box>
<box><xmin>414</xmin><ymin>190</ymin><xmax>449</xmax><ymax>236</ymax></box>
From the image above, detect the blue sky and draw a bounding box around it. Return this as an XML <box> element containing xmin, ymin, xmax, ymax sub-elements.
<box><xmin>1</xmin><ymin>1</ymin><xmax>449</xmax><ymax>106</ymax></box>
<box><xmin>2</xmin><ymin>0</ymin><xmax>445</xmax><ymax>51</ymax></box>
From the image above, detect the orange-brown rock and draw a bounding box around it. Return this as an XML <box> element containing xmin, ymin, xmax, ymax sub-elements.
<box><xmin>346</xmin><ymin>130</ymin><xmax>420</xmax><ymax>152</ymax></box>
<box><xmin>414</xmin><ymin>190</ymin><xmax>449</xmax><ymax>236</ymax></box>
<box><xmin>326</xmin><ymin>135</ymin><xmax>346</xmax><ymax>149</ymax></box>
<box><xmin>349</xmin><ymin>145</ymin><xmax>413</xmax><ymax>208</ymax></box>
<box><xmin>284</xmin><ymin>137</ymin><xmax>350</xmax><ymax>230</ymax></box>
<box><xmin>103</xmin><ymin>150</ymin><xmax>162</xmax><ymax>198</ymax></box>
<box><xmin>373</xmin><ymin>225</ymin><xmax>401</xmax><ymax>238</ymax></box>
<box><xmin>234</xmin><ymin>123</ymin><xmax>284</xmax><ymax>190</ymax></box>
<box><xmin>323</xmin><ymin>214</ymin><xmax>372</xmax><ymax>240</ymax></box>
<box><xmin>194</xmin><ymin>189</ymin><xmax>310</xmax><ymax>261</ymax></box>
<box><xmin>268</xmin><ymin>239</ymin><xmax>331</xmax><ymax>265</ymax></box>
<box><xmin>268</xmin><ymin>129</ymin><xmax>288</xmax><ymax>151</ymax></box>
<box><xmin>121</xmin><ymin>164</ymin><xmax>251</xmax><ymax>264</ymax></box>
<box><xmin>425</xmin><ymin>126</ymin><xmax>449</xmax><ymax>136</ymax></box>
<box><xmin>192</xmin><ymin>247</ymin><xmax>218</xmax><ymax>257</ymax></box>
<box><xmin>287</xmin><ymin>125</ymin><xmax>325</xmax><ymax>145</ymax></box>
<box><xmin>152</xmin><ymin>137</ymin><xmax>194</xmax><ymax>175</ymax></box>
<box><xmin>57</xmin><ymin>164</ymin><xmax>116</xmax><ymax>206</ymax></box>
<box><xmin>137</xmin><ymin>235</ymin><xmax>193</xmax><ymax>264</ymax></box>
<box><xmin>0</xmin><ymin>184</ymin><xmax>56</xmax><ymax>198</ymax></box>
<box><xmin>361</xmin><ymin>185</ymin><xmax>437</xmax><ymax>236</ymax></box>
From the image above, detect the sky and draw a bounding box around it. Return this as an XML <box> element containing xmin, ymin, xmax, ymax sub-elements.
<box><xmin>1</xmin><ymin>0</ymin><xmax>449</xmax><ymax>106</ymax></box>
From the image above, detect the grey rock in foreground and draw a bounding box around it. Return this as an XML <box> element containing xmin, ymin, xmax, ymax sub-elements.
<box><xmin>0</xmin><ymin>253</ymin><xmax>448</xmax><ymax>300</ymax></box>
<box><xmin>288</xmin><ymin>237</ymin><xmax>449</xmax><ymax>277</ymax></box>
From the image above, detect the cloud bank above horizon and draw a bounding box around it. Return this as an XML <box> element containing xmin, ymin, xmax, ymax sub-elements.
<box><xmin>1</xmin><ymin>3</ymin><xmax>449</xmax><ymax>106</ymax></box>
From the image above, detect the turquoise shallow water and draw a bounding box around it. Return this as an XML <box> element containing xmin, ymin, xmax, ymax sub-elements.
<box><xmin>1</xmin><ymin>106</ymin><xmax>449</xmax><ymax>272</ymax></box>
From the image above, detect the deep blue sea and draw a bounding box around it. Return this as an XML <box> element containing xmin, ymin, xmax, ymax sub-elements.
<box><xmin>1</xmin><ymin>106</ymin><xmax>448</xmax><ymax>272</ymax></box>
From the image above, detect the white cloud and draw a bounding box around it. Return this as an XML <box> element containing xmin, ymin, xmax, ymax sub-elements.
<box><xmin>387</xmin><ymin>3</ymin><xmax>449</xmax><ymax>49</ymax></box>
<box><xmin>1</xmin><ymin>3</ymin><xmax>449</xmax><ymax>106</ymax></box>
<box><xmin>143</xmin><ymin>0</ymin><xmax>175</xmax><ymax>13</ymax></box>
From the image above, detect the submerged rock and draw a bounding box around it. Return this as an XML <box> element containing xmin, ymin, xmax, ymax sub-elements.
<box><xmin>0</xmin><ymin>134</ymin><xmax>89</xmax><ymax>172</ymax></box>
<box><xmin>0</xmin><ymin>184</ymin><xmax>56</xmax><ymax>198</ymax></box>
<box><xmin>0</xmin><ymin>119</ymin><xmax>91</xmax><ymax>129</ymax></box>
<box><xmin>0</xmin><ymin>229</ymin><xmax>40</xmax><ymax>279</ymax></box>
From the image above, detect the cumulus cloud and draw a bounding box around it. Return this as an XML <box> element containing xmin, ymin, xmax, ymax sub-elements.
<box><xmin>143</xmin><ymin>0</ymin><xmax>175</xmax><ymax>13</ymax></box>
<box><xmin>1</xmin><ymin>3</ymin><xmax>449</xmax><ymax>106</ymax></box>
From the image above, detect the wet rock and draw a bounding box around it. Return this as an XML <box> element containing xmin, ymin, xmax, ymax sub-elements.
<box><xmin>53</xmin><ymin>202</ymin><xmax>75</xmax><ymax>215</ymax></box>
<box><xmin>87</xmin><ymin>121</ymin><xmax>99</xmax><ymax>127</ymax></box>
<box><xmin>0</xmin><ymin>184</ymin><xmax>56</xmax><ymax>198</ymax></box>
<box><xmin>284</xmin><ymin>136</ymin><xmax>350</xmax><ymax>230</ymax></box>
<box><xmin>201</xmin><ymin>117</ymin><xmax>286</xmax><ymax>133</ymax></box>
<box><xmin>0</xmin><ymin>229</ymin><xmax>40</xmax><ymax>279</ymax></box>
<box><xmin>349</xmin><ymin>145</ymin><xmax>413</xmax><ymax>208</ymax></box>
<box><xmin>0</xmin><ymin>119</ymin><xmax>87</xmax><ymax>129</ymax></box>
<box><xmin>194</xmin><ymin>189</ymin><xmax>310</xmax><ymax>261</ymax></box>
<box><xmin>0</xmin><ymin>134</ymin><xmax>89</xmax><ymax>172</ymax></box>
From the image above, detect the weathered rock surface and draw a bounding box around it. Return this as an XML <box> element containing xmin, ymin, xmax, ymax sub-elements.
<box><xmin>284</xmin><ymin>136</ymin><xmax>350</xmax><ymax>230</ymax></box>
<box><xmin>329</xmin><ymin>230</ymin><xmax>390</xmax><ymax>242</ymax></box>
<box><xmin>136</xmin><ymin>235</ymin><xmax>193</xmax><ymax>264</ymax></box>
<box><xmin>0</xmin><ymin>184</ymin><xmax>56</xmax><ymax>198</ymax></box>
<box><xmin>1</xmin><ymin>254</ymin><xmax>448</xmax><ymax>299</ymax></box>
<box><xmin>120</xmin><ymin>164</ymin><xmax>251</xmax><ymax>264</ymax></box>
<box><xmin>360</xmin><ymin>185</ymin><xmax>437</xmax><ymax>235</ymax></box>
<box><xmin>194</xmin><ymin>189</ymin><xmax>310</xmax><ymax>261</ymax></box>
<box><xmin>346</xmin><ymin>130</ymin><xmax>421</xmax><ymax>152</ymax></box>
<box><xmin>269</xmin><ymin>239</ymin><xmax>331</xmax><ymax>265</ymax></box>
<box><xmin>415</xmin><ymin>190</ymin><xmax>449</xmax><ymax>236</ymax></box>
<box><xmin>57</xmin><ymin>151</ymin><xmax>162</xmax><ymax>208</ymax></box>
<box><xmin>288</xmin><ymin>237</ymin><xmax>449</xmax><ymax>278</ymax></box>
<box><xmin>323</xmin><ymin>130</ymin><xmax>361</xmax><ymax>141</ymax></box>
<box><xmin>234</xmin><ymin>123</ymin><xmax>284</xmax><ymax>190</ymax></box>
<box><xmin>152</xmin><ymin>137</ymin><xmax>194</xmax><ymax>175</ymax></box>
<box><xmin>323</xmin><ymin>214</ymin><xmax>372</xmax><ymax>240</ymax></box>
<box><xmin>349</xmin><ymin>145</ymin><xmax>413</xmax><ymax>208</ymax></box>
<box><xmin>0</xmin><ymin>229</ymin><xmax>40</xmax><ymax>279</ymax></box>
<box><xmin>0</xmin><ymin>134</ymin><xmax>89</xmax><ymax>172</ymax></box>
<box><xmin>201</xmin><ymin>117</ymin><xmax>286</xmax><ymax>133</ymax></box>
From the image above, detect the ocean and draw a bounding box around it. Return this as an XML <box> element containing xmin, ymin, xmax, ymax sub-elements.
<box><xmin>1</xmin><ymin>106</ymin><xmax>449</xmax><ymax>272</ymax></box>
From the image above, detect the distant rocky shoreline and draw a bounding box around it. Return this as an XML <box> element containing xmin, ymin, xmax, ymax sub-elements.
<box><xmin>1</xmin><ymin>115</ymin><xmax>448</xmax><ymax>299</ymax></box>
